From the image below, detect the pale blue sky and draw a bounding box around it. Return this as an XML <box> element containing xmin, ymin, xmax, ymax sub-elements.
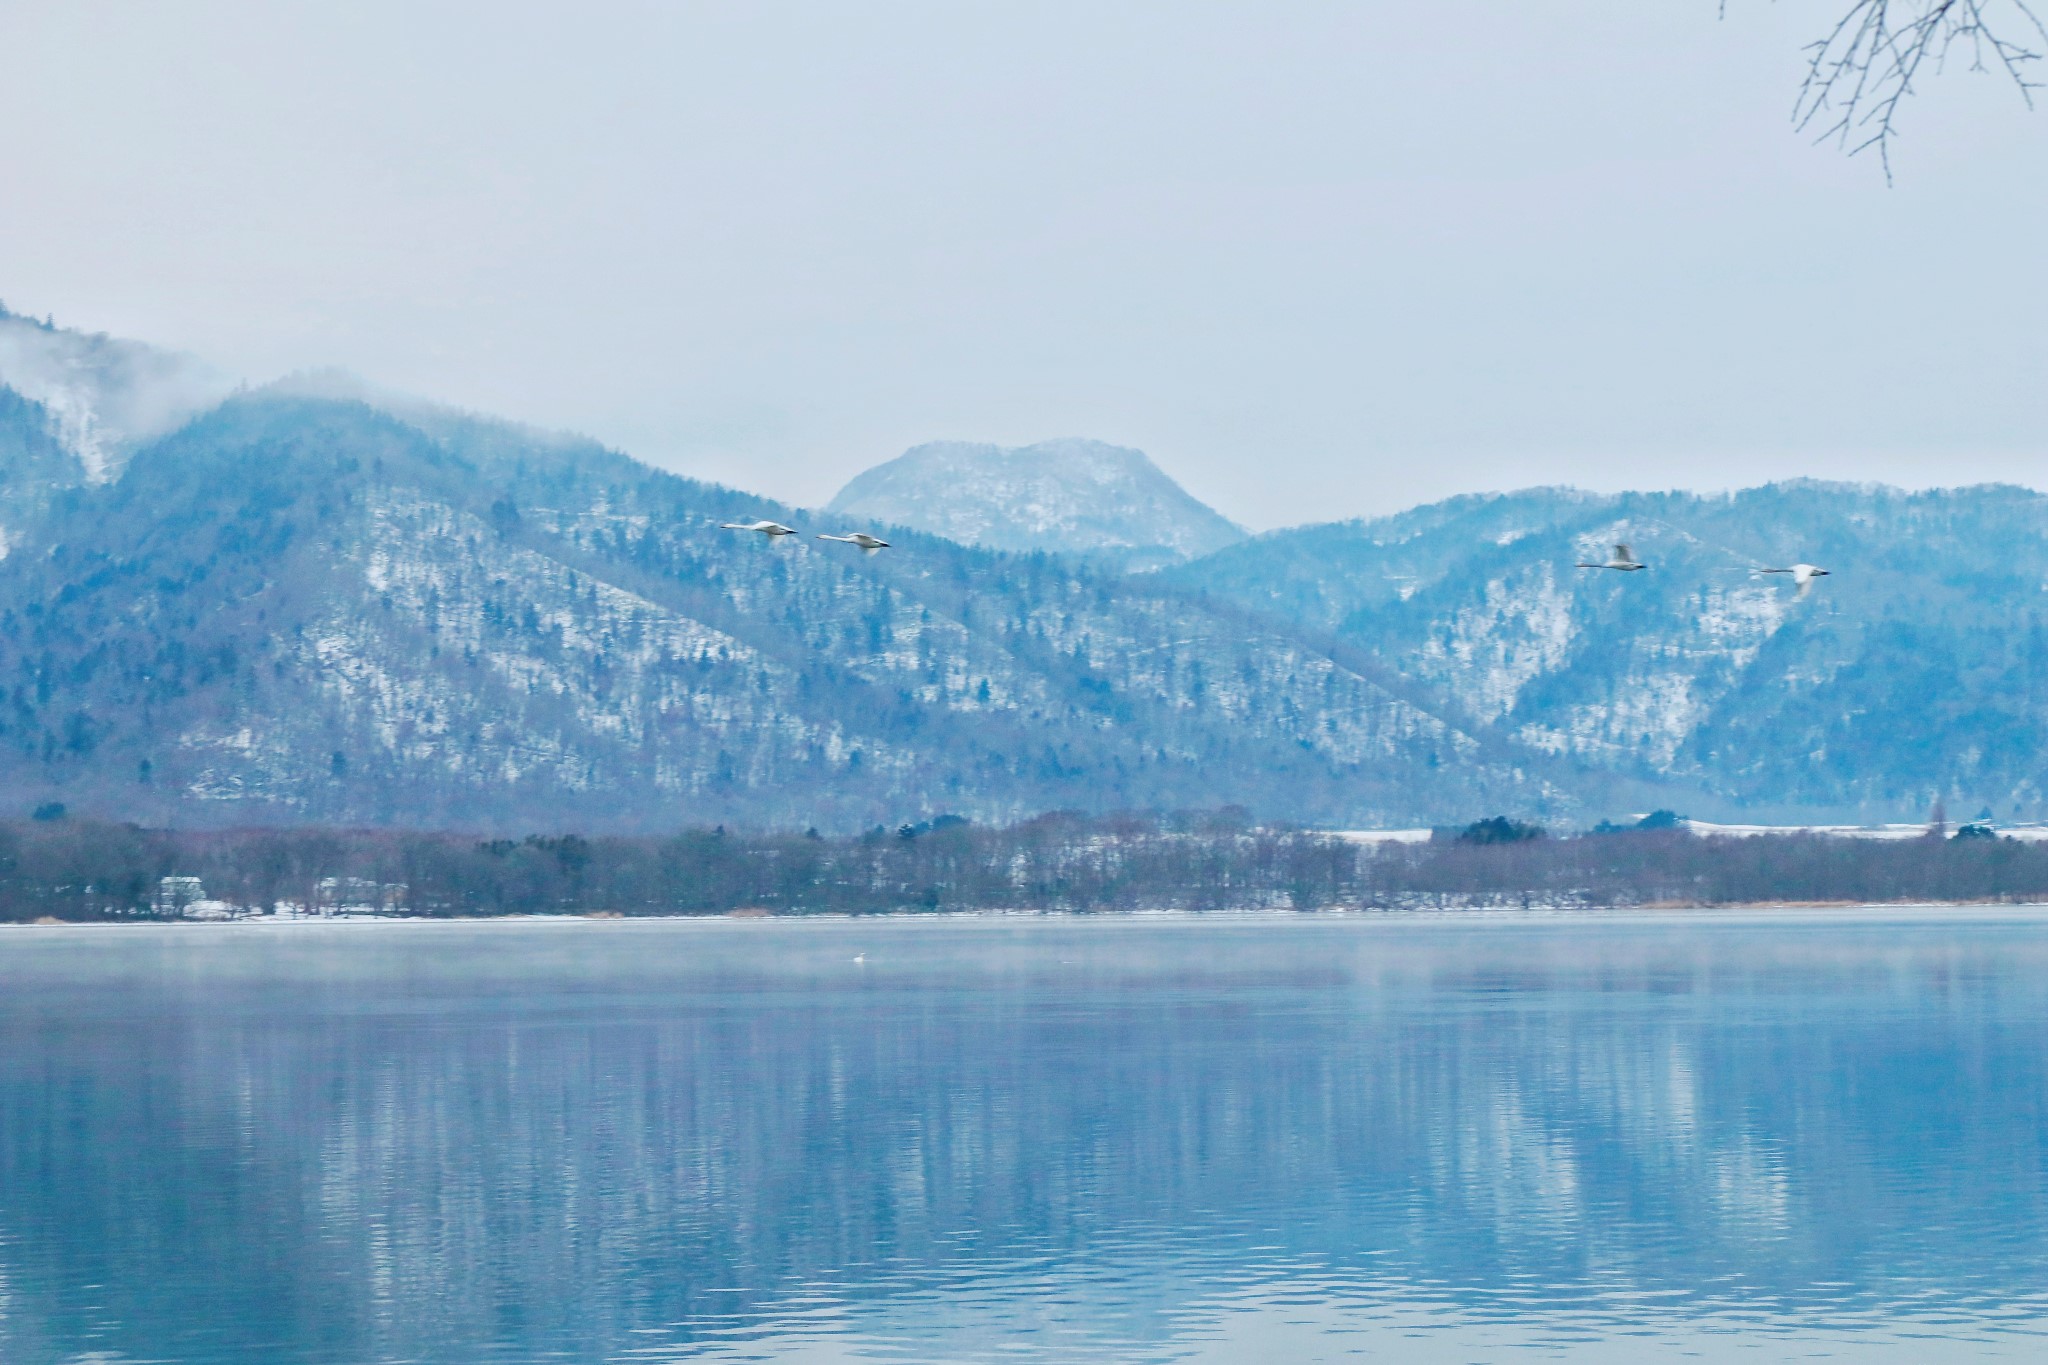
<box><xmin>4</xmin><ymin>2</ymin><xmax>2045</xmax><ymax>527</ymax></box>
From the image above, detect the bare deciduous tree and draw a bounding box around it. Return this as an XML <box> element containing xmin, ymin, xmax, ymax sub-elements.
<box><xmin>1797</xmin><ymin>0</ymin><xmax>2048</xmax><ymax>178</ymax></box>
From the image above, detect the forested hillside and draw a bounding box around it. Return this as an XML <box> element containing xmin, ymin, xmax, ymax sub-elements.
<box><xmin>1168</xmin><ymin>484</ymin><xmax>2048</xmax><ymax>822</ymax></box>
<box><xmin>0</xmin><ymin>383</ymin><xmax>1548</xmax><ymax>831</ymax></box>
<box><xmin>5</xmin><ymin>307</ymin><xmax>2046</xmax><ymax>832</ymax></box>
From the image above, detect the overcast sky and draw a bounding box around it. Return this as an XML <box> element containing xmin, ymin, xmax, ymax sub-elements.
<box><xmin>4</xmin><ymin>2</ymin><xmax>2046</xmax><ymax>528</ymax></box>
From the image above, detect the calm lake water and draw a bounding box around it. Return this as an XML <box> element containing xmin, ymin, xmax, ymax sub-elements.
<box><xmin>2</xmin><ymin>911</ymin><xmax>2046</xmax><ymax>1363</ymax></box>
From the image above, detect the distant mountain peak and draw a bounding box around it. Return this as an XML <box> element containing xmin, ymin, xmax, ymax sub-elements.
<box><xmin>826</xmin><ymin>437</ymin><xmax>1245</xmax><ymax>570</ymax></box>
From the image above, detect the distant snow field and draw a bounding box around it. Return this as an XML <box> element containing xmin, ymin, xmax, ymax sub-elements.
<box><xmin>1332</xmin><ymin>821</ymin><xmax>2048</xmax><ymax>843</ymax></box>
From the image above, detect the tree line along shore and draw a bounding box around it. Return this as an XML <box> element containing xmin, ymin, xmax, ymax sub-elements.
<box><xmin>3</xmin><ymin>812</ymin><xmax>2047</xmax><ymax>921</ymax></box>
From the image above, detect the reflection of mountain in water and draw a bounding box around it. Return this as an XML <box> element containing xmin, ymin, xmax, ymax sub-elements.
<box><xmin>2</xmin><ymin>918</ymin><xmax>2046</xmax><ymax>1361</ymax></box>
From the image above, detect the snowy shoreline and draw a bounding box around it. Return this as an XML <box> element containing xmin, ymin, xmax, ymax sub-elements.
<box><xmin>14</xmin><ymin>901</ymin><xmax>2048</xmax><ymax>928</ymax></box>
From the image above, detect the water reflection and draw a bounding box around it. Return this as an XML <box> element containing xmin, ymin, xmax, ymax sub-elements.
<box><xmin>1</xmin><ymin>913</ymin><xmax>2045</xmax><ymax>1362</ymax></box>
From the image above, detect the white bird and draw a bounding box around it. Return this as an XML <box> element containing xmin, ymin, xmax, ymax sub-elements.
<box><xmin>852</xmin><ymin>953</ymin><xmax>866</xmax><ymax>965</ymax></box>
<box><xmin>720</xmin><ymin>520</ymin><xmax>797</xmax><ymax>538</ymax></box>
<box><xmin>1576</xmin><ymin>543</ymin><xmax>1646</xmax><ymax>572</ymax></box>
<box><xmin>1761</xmin><ymin>563</ymin><xmax>1830</xmax><ymax>596</ymax></box>
<box><xmin>817</xmin><ymin>532</ymin><xmax>890</xmax><ymax>553</ymax></box>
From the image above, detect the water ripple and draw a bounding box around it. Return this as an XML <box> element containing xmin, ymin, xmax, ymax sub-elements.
<box><xmin>2</xmin><ymin>913</ymin><xmax>2047</xmax><ymax>1362</ymax></box>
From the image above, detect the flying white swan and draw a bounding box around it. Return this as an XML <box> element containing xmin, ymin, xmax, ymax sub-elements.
<box><xmin>720</xmin><ymin>520</ymin><xmax>797</xmax><ymax>537</ymax></box>
<box><xmin>817</xmin><ymin>532</ymin><xmax>890</xmax><ymax>552</ymax></box>
<box><xmin>1576</xmin><ymin>543</ymin><xmax>1646</xmax><ymax>572</ymax></box>
<box><xmin>1761</xmin><ymin>563</ymin><xmax>1830</xmax><ymax>596</ymax></box>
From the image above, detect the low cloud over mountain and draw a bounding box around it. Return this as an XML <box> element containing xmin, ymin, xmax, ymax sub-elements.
<box><xmin>0</xmin><ymin>304</ymin><xmax>231</xmax><ymax>484</ymax></box>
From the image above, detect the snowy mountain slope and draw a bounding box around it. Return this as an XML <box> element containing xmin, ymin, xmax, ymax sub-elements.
<box><xmin>0</xmin><ymin>384</ymin><xmax>86</xmax><ymax>557</ymax></box>
<box><xmin>1170</xmin><ymin>483</ymin><xmax>2048</xmax><ymax>821</ymax></box>
<box><xmin>15</xmin><ymin>306</ymin><xmax>2047</xmax><ymax>830</ymax></box>
<box><xmin>0</xmin><ymin>390</ymin><xmax>1556</xmax><ymax>831</ymax></box>
<box><xmin>0</xmin><ymin>305</ymin><xmax>231</xmax><ymax>483</ymax></box>
<box><xmin>826</xmin><ymin>438</ymin><xmax>1246</xmax><ymax>570</ymax></box>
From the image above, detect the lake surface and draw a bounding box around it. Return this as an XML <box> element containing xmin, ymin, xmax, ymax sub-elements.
<box><xmin>2</xmin><ymin>912</ymin><xmax>2046</xmax><ymax>1363</ymax></box>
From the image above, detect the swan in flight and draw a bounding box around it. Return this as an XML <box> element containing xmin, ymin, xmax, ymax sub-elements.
<box><xmin>720</xmin><ymin>520</ymin><xmax>798</xmax><ymax>538</ymax></box>
<box><xmin>817</xmin><ymin>532</ymin><xmax>890</xmax><ymax>552</ymax></box>
<box><xmin>1576</xmin><ymin>543</ymin><xmax>1646</xmax><ymax>572</ymax></box>
<box><xmin>1761</xmin><ymin>563</ymin><xmax>1830</xmax><ymax>596</ymax></box>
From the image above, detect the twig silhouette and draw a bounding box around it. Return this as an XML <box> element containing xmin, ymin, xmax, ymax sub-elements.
<box><xmin>1790</xmin><ymin>0</ymin><xmax>2047</xmax><ymax>181</ymax></box>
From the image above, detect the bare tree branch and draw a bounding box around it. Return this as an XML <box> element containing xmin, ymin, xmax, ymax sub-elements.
<box><xmin>1794</xmin><ymin>0</ymin><xmax>2047</xmax><ymax>180</ymax></box>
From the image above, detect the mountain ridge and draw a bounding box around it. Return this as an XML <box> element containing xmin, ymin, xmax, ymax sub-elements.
<box><xmin>0</xmin><ymin>373</ymin><xmax>1556</xmax><ymax>831</ymax></box>
<box><xmin>2</xmin><ymin>307</ymin><xmax>2038</xmax><ymax>831</ymax></box>
<box><xmin>1167</xmin><ymin>481</ymin><xmax>2048</xmax><ymax>822</ymax></box>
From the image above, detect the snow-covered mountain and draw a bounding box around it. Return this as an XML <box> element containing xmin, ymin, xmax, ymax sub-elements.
<box><xmin>826</xmin><ymin>438</ymin><xmax>1246</xmax><ymax>571</ymax></box>
<box><xmin>1168</xmin><ymin>483</ymin><xmax>2048</xmax><ymax>823</ymax></box>
<box><xmin>7</xmin><ymin>305</ymin><xmax>2046</xmax><ymax>831</ymax></box>
<box><xmin>0</xmin><ymin>325</ymin><xmax>1552</xmax><ymax>830</ymax></box>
